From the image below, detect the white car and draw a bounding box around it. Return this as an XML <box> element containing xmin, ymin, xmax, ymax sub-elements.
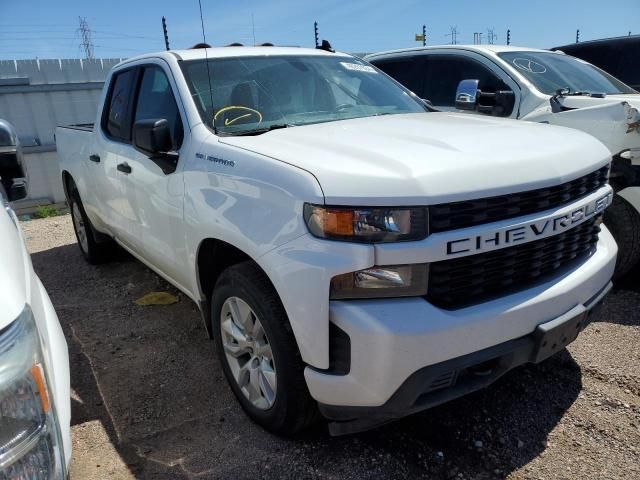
<box><xmin>57</xmin><ymin>46</ymin><xmax>616</xmax><ymax>435</ymax></box>
<box><xmin>0</xmin><ymin>119</ymin><xmax>71</xmax><ymax>477</ymax></box>
<box><xmin>366</xmin><ymin>45</ymin><xmax>640</xmax><ymax>276</ymax></box>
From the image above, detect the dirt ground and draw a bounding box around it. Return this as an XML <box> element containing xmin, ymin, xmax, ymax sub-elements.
<box><xmin>22</xmin><ymin>215</ymin><xmax>640</xmax><ymax>480</ymax></box>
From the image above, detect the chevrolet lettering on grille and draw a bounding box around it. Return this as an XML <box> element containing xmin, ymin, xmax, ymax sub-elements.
<box><xmin>446</xmin><ymin>191</ymin><xmax>612</xmax><ymax>256</ymax></box>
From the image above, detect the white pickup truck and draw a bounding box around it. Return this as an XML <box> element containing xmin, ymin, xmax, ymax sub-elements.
<box><xmin>1</xmin><ymin>119</ymin><xmax>71</xmax><ymax>478</ymax></box>
<box><xmin>366</xmin><ymin>45</ymin><xmax>640</xmax><ymax>277</ymax></box>
<box><xmin>57</xmin><ymin>46</ymin><xmax>616</xmax><ymax>436</ymax></box>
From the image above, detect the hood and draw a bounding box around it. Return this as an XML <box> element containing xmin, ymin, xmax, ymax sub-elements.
<box><xmin>558</xmin><ymin>93</ymin><xmax>640</xmax><ymax>110</ymax></box>
<box><xmin>0</xmin><ymin>206</ymin><xmax>29</xmax><ymax>330</ymax></box>
<box><xmin>220</xmin><ymin>113</ymin><xmax>611</xmax><ymax>205</ymax></box>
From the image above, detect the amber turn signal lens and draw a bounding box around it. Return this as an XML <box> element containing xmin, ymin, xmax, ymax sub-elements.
<box><xmin>304</xmin><ymin>204</ymin><xmax>428</xmax><ymax>243</ymax></box>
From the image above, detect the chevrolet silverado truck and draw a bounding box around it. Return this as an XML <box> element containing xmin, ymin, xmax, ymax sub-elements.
<box><xmin>1</xmin><ymin>119</ymin><xmax>71</xmax><ymax>477</ymax></box>
<box><xmin>57</xmin><ymin>46</ymin><xmax>616</xmax><ymax>436</ymax></box>
<box><xmin>367</xmin><ymin>45</ymin><xmax>640</xmax><ymax>277</ymax></box>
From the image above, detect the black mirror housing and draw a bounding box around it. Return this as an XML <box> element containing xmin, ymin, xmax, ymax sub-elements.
<box><xmin>133</xmin><ymin>119</ymin><xmax>173</xmax><ymax>157</ymax></box>
<box><xmin>0</xmin><ymin>119</ymin><xmax>27</xmax><ymax>202</ymax></box>
<box><xmin>8</xmin><ymin>180</ymin><xmax>27</xmax><ymax>202</ymax></box>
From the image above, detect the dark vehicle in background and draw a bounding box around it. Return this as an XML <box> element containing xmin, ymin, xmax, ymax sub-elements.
<box><xmin>553</xmin><ymin>35</ymin><xmax>640</xmax><ymax>91</ymax></box>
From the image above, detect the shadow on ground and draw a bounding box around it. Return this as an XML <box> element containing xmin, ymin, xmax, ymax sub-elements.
<box><xmin>33</xmin><ymin>243</ymin><xmax>587</xmax><ymax>479</ymax></box>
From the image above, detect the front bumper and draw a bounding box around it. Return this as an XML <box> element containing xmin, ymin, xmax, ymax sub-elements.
<box><xmin>304</xmin><ymin>227</ymin><xmax>617</xmax><ymax>434</ymax></box>
<box><xmin>320</xmin><ymin>281</ymin><xmax>611</xmax><ymax>435</ymax></box>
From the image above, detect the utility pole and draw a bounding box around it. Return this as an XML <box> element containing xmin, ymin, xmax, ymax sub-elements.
<box><xmin>416</xmin><ymin>25</ymin><xmax>426</xmax><ymax>45</ymax></box>
<box><xmin>576</xmin><ymin>29</ymin><xmax>580</xmax><ymax>43</ymax></box>
<box><xmin>506</xmin><ymin>28</ymin><xmax>511</xmax><ymax>45</ymax></box>
<box><xmin>314</xmin><ymin>21</ymin><xmax>319</xmax><ymax>48</ymax></box>
<box><xmin>487</xmin><ymin>28</ymin><xmax>497</xmax><ymax>45</ymax></box>
<box><xmin>473</xmin><ymin>32</ymin><xmax>483</xmax><ymax>44</ymax></box>
<box><xmin>447</xmin><ymin>26</ymin><xmax>458</xmax><ymax>45</ymax></box>
<box><xmin>162</xmin><ymin>16</ymin><xmax>170</xmax><ymax>50</ymax></box>
<box><xmin>78</xmin><ymin>16</ymin><xmax>94</xmax><ymax>60</ymax></box>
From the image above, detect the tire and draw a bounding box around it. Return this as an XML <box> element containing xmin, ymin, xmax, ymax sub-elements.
<box><xmin>70</xmin><ymin>190</ymin><xmax>115</xmax><ymax>264</ymax></box>
<box><xmin>211</xmin><ymin>261</ymin><xmax>319</xmax><ymax>435</ymax></box>
<box><xmin>604</xmin><ymin>193</ymin><xmax>640</xmax><ymax>279</ymax></box>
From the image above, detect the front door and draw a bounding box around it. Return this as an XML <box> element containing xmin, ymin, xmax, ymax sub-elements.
<box><xmin>117</xmin><ymin>62</ymin><xmax>189</xmax><ymax>290</ymax></box>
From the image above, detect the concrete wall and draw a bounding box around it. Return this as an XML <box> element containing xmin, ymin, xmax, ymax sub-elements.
<box><xmin>0</xmin><ymin>58</ymin><xmax>123</xmax><ymax>206</ymax></box>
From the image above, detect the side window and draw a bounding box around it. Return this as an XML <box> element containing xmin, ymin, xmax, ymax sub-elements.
<box><xmin>133</xmin><ymin>66</ymin><xmax>184</xmax><ymax>150</ymax></box>
<box><xmin>424</xmin><ymin>55</ymin><xmax>513</xmax><ymax>115</ymax></box>
<box><xmin>104</xmin><ymin>69</ymin><xmax>135</xmax><ymax>141</ymax></box>
<box><xmin>372</xmin><ymin>56</ymin><xmax>426</xmax><ymax>97</ymax></box>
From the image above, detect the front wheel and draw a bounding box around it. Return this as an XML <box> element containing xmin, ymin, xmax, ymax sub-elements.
<box><xmin>211</xmin><ymin>262</ymin><xmax>318</xmax><ymax>435</ymax></box>
<box><xmin>604</xmin><ymin>193</ymin><xmax>640</xmax><ymax>279</ymax></box>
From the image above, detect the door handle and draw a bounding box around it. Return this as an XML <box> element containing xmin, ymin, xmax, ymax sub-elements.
<box><xmin>89</xmin><ymin>154</ymin><xmax>101</xmax><ymax>163</ymax></box>
<box><xmin>117</xmin><ymin>162</ymin><xmax>132</xmax><ymax>174</ymax></box>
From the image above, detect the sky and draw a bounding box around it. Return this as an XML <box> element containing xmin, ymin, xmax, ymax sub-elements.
<box><xmin>0</xmin><ymin>0</ymin><xmax>638</xmax><ymax>60</ymax></box>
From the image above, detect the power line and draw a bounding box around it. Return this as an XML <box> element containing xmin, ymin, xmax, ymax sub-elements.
<box><xmin>78</xmin><ymin>16</ymin><xmax>94</xmax><ymax>59</ymax></box>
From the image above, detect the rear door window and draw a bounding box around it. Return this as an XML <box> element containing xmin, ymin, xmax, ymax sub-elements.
<box><xmin>372</xmin><ymin>56</ymin><xmax>427</xmax><ymax>98</ymax></box>
<box><xmin>103</xmin><ymin>69</ymin><xmax>136</xmax><ymax>141</ymax></box>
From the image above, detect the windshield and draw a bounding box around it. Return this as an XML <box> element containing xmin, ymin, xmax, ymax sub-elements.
<box><xmin>498</xmin><ymin>51</ymin><xmax>637</xmax><ymax>96</ymax></box>
<box><xmin>180</xmin><ymin>54</ymin><xmax>426</xmax><ymax>135</ymax></box>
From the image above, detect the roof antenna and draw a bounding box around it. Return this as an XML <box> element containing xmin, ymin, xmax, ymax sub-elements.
<box><xmin>198</xmin><ymin>0</ymin><xmax>217</xmax><ymax>134</ymax></box>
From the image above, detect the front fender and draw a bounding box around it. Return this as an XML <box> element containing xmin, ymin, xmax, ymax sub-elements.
<box><xmin>523</xmin><ymin>101</ymin><xmax>640</xmax><ymax>157</ymax></box>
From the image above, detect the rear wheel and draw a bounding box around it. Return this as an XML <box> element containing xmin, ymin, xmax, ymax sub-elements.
<box><xmin>604</xmin><ymin>193</ymin><xmax>640</xmax><ymax>279</ymax></box>
<box><xmin>70</xmin><ymin>190</ymin><xmax>115</xmax><ymax>264</ymax></box>
<box><xmin>211</xmin><ymin>261</ymin><xmax>318</xmax><ymax>435</ymax></box>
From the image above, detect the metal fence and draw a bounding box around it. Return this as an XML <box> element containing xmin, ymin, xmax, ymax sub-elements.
<box><xmin>0</xmin><ymin>58</ymin><xmax>122</xmax><ymax>207</ymax></box>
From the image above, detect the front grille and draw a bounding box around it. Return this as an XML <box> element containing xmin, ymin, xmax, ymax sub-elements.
<box><xmin>429</xmin><ymin>166</ymin><xmax>609</xmax><ymax>233</ymax></box>
<box><xmin>427</xmin><ymin>217</ymin><xmax>601</xmax><ymax>309</ymax></box>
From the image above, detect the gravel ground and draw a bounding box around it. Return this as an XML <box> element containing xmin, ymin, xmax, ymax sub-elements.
<box><xmin>22</xmin><ymin>215</ymin><xmax>640</xmax><ymax>480</ymax></box>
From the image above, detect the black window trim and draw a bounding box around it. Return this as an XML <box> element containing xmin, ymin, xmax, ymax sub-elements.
<box><xmin>100</xmin><ymin>66</ymin><xmax>140</xmax><ymax>145</ymax></box>
<box><xmin>129</xmin><ymin>62</ymin><xmax>185</xmax><ymax>152</ymax></box>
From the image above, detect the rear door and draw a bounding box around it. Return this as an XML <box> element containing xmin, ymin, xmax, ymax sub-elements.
<box><xmin>94</xmin><ymin>67</ymin><xmax>138</xmax><ymax>239</ymax></box>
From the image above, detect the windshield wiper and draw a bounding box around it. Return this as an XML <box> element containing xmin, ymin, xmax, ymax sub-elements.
<box><xmin>222</xmin><ymin>123</ymin><xmax>293</xmax><ymax>137</ymax></box>
<box><xmin>555</xmin><ymin>87</ymin><xmax>606</xmax><ymax>98</ymax></box>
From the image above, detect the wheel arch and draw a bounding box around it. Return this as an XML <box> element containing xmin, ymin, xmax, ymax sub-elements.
<box><xmin>61</xmin><ymin>170</ymin><xmax>76</xmax><ymax>202</ymax></box>
<box><xmin>195</xmin><ymin>238</ymin><xmax>287</xmax><ymax>339</ymax></box>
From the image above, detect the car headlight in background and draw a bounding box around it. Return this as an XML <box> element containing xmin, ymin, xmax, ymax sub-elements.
<box><xmin>330</xmin><ymin>264</ymin><xmax>429</xmax><ymax>299</ymax></box>
<box><xmin>304</xmin><ymin>204</ymin><xmax>429</xmax><ymax>243</ymax></box>
<box><xmin>0</xmin><ymin>306</ymin><xmax>65</xmax><ymax>479</ymax></box>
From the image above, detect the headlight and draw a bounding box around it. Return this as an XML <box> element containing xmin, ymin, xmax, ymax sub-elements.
<box><xmin>330</xmin><ymin>264</ymin><xmax>429</xmax><ymax>299</ymax></box>
<box><xmin>304</xmin><ymin>204</ymin><xmax>429</xmax><ymax>243</ymax></box>
<box><xmin>0</xmin><ymin>306</ymin><xmax>66</xmax><ymax>479</ymax></box>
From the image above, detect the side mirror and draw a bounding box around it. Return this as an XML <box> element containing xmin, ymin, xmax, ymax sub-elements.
<box><xmin>455</xmin><ymin>79</ymin><xmax>480</xmax><ymax>111</ymax></box>
<box><xmin>0</xmin><ymin>119</ymin><xmax>27</xmax><ymax>202</ymax></box>
<box><xmin>133</xmin><ymin>119</ymin><xmax>173</xmax><ymax>157</ymax></box>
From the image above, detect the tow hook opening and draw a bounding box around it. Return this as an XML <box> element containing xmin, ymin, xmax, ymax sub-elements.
<box><xmin>466</xmin><ymin>358</ymin><xmax>500</xmax><ymax>377</ymax></box>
